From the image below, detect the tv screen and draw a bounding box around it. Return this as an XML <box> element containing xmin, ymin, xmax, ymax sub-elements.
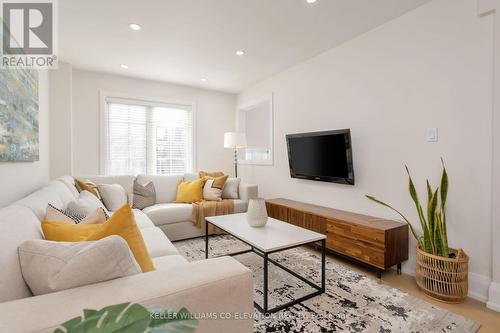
<box><xmin>286</xmin><ymin>129</ymin><xmax>354</xmax><ymax>185</ymax></box>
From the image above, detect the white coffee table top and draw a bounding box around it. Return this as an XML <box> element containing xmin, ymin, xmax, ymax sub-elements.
<box><xmin>205</xmin><ymin>213</ymin><xmax>326</xmax><ymax>253</ymax></box>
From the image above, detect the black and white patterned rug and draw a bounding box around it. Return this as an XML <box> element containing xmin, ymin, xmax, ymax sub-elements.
<box><xmin>174</xmin><ymin>235</ymin><xmax>480</xmax><ymax>333</ymax></box>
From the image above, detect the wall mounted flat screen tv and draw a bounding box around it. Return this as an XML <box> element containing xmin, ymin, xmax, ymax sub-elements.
<box><xmin>286</xmin><ymin>129</ymin><xmax>355</xmax><ymax>185</ymax></box>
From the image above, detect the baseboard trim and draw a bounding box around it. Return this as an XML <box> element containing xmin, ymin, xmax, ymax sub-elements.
<box><xmin>487</xmin><ymin>281</ymin><xmax>500</xmax><ymax>311</ymax></box>
<box><xmin>468</xmin><ymin>272</ymin><xmax>491</xmax><ymax>303</ymax></box>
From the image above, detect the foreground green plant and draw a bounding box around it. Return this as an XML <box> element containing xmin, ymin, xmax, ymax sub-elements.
<box><xmin>366</xmin><ymin>159</ymin><xmax>449</xmax><ymax>257</ymax></box>
<box><xmin>53</xmin><ymin>302</ymin><xmax>198</xmax><ymax>333</ymax></box>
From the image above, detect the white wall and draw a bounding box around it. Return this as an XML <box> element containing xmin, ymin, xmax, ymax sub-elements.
<box><xmin>0</xmin><ymin>70</ymin><xmax>50</xmax><ymax>207</ymax></box>
<box><xmin>50</xmin><ymin>68</ymin><xmax>237</xmax><ymax>177</ymax></box>
<box><xmin>49</xmin><ymin>62</ymin><xmax>73</xmax><ymax>179</ymax></box>
<box><xmin>478</xmin><ymin>0</ymin><xmax>500</xmax><ymax>312</ymax></box>
<box><xmin>238</xmin><ymin>0</ymin><xmax>494</xmax><ymax>301</ymax></box>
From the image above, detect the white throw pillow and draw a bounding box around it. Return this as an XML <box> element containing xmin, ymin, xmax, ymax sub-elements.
<box><xmin>222</xmin><ymin>178</ymin><xmax>241</xmax><ymax>199</ymax></box>
<box><xmin>97</xmin><ymin>184</ymin><xmax>128</xmax><ymax>212</ymax></box>
<box><xmin>67</xmin><ymin>190</ymin><xmax>108</xmax><ymax>216</ymax></box>
<box><xmin>18</xmin><ymin>236</ymin><xmax>141</xmax><ymax>296</ymax></box>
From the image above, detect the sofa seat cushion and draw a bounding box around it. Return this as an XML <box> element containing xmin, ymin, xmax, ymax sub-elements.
<box><xmin>143</xmin><ymin>203</ymin><xmax>192</xmax><ymax>226</ymax></box>
<box><xmin>132</xmin><ymin>209</ymin><xmax>155</xmax><ymax>229</ymax></box>
<box><xmin>140</xmin><ymin>227</ymin><xmax>179</xmax><ymax>258</ymax></box>
<box><xmin>153</xmin><ymin>255</ymin><xmax>188</xmax><ymax>271</ymax></box>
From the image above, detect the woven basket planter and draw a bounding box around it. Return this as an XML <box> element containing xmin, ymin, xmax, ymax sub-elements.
<box><xmin>415</xmin><ymin>246</ymin><xmax>469</xmax><ymax>303</ymax></box>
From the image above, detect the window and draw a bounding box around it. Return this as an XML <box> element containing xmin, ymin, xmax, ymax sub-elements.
<box><xmin>101</xmin><ymin>96</ymin><xmax>194</xmax><ymax>175</ymax></box>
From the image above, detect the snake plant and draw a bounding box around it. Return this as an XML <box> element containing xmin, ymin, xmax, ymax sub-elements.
<box><xmin>366</xmin><ymin>159</ymin><xmax>449</xmax><ymax>257</ymax></box>
<box><xmin>53</xmin><ymin>302</ymin><xmax>198</xmax><ymax>333</ymax></box>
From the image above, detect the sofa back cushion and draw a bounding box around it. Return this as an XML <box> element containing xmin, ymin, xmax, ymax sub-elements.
<box><xmin>58</xmin><ymin>176</ymin><xmax>80</xmax><ymax>198</ymax></box>
<box><xmin>14</xmin><ymin>189</ymin><xmax>64</xmax><ymax>221</ymax></box>
<box><xmin>183</xmin><ymin>173</ymin><xmax>199</xmax><ymax>182</ymax></box>
<box><xmin>76</xmin><ymin>175</ymin><xmax>135</xmax><ymax>193</ymax></box>
<box><xmin>42</xmin><ymin>180</ymin><xmax>76</xmax><ymax>208</ymax></box>
<box><xmin>136</xmin><ymin>175</ymin><xmax>183</xmax><ymax>203</ymax></box>
<box><xmin>0</xmin><ymin>205</ymin><xmax>43</xmax><ymax>302</ymax></box>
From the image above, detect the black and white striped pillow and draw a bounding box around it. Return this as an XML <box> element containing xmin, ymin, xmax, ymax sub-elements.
<box><xmin>46</xmin><ymin>204</ymin><xmax>109</xmax><ymax>224</ymax></box>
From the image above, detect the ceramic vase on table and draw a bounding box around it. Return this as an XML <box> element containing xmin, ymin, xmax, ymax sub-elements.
<box><xmin>246</xmin><ymin>198</ymin><xmax>268</xmax><ymax>227</ymax></box>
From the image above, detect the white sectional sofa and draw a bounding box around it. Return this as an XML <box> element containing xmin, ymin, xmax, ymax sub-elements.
<box><xmin>0</xmin><ymin>174</ymin><xmax>257</xmax><ymax>333</ymax></box>
<box><xmin>79</xmin><ymin>173</ymin><xmax>258</xmax><ymax>240</ymax></box>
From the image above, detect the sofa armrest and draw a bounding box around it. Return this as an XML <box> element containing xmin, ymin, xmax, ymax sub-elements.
<box><xmin>239</xmin><ymin>184</ymin><xmax>258</xmax><ymax>202</ymax></box>
<box><xmin>0</xmin><ymin>257</ymin><xmax>254</xmax><ymax>333</ymax></box>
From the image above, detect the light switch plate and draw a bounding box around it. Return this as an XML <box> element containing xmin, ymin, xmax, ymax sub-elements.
<box><xmin>427</xmin><ymin>128</ymin><xmax>438</xmax><ymax>142</ymax></box>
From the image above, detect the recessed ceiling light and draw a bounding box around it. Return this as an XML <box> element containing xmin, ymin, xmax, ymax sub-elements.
<box><xmin>236</xmin><ymin>50</ymin><xmax>245</xmax><ymax>56</ymax></box>
<box><xmin>128</xmin><ymin>23</ymin><xmax>142</xmax><ymax>31</ymax></box>
<box><xmin>306</xmin><ymin>0</ymin><xmax>317</xmax><ymax>3</ymax></box>
<box><xmin>201</xmin><ymin>78</ymin><xmax>208</xmax><ymax>82</ymax></box>
<box><xmin>120</xmin><ymin>64</ymin><xmax>128</xmax><ymax>69</ymax></box>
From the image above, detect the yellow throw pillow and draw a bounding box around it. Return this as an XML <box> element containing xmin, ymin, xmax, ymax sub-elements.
<box><xmin>199</xmin><ymin>171</ymin><xmax>224</xmax><ymax>178</ymax></box>
<box><xmin>42</xmin><ymin>222</ymin><xmax>99</xmax><ymax>241</ymax></box>
<box><xmin>175</xmin><ymin>178</ymin><xmax>205</xmax><ymax>203</ymax></box>
<box><xmin>85</xmin><ymin>205</ymin><xmax>154</xmax><ymax>272</ymax></box>
<box><xmin>42</xmin><ymin>205</ymin><xmax>154</xmax><ymax>273</ymax></box>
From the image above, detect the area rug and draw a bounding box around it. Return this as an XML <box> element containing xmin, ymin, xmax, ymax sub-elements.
<box><xmin>174</xmin><ymin>235</ymin><xmax>480</xmax><ymax>333</ymax></box>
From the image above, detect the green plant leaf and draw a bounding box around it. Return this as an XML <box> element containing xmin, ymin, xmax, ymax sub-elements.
<box><xmin>148</xmin><ymin>307</ymin><xmax>198</xmax><ymax>333</ymax></box>
<box><xmin>53</xmin><ymin>303</ymin><xmax>151</xmax><ymax>333</ymax></box>
<box><xmin>365</xmin><ymin>195</ymin><xmax>421</xmax><ymax>246</ymax></box>
<box><xmin>405</xmin><ymin>166</ymin><xmax>433</xmax><ymax>253</ymax></box>
<box><xmin>440</xmin><ymin>158</ymin><xmax>448</xmax><ymax>210</ymax></box>
<box><xmin>429</xmin><ymin>188</ymin><xmax>440</xmax><ymax>252</ymax></box>
<box><xmin>83</xmin><ymin>309</ymin><xmax>99</xmax><ymax>319</ymax></box>
<box><xmin>426</xmin><ymin>180</ymin><xmax>433</xmax><ymax>202</ymax></box>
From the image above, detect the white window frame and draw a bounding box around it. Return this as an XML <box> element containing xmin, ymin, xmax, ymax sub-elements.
<box><xmin>99</xmin><ymin>90</ymin><xmax>197</xmax><ymax>175</ymax></box>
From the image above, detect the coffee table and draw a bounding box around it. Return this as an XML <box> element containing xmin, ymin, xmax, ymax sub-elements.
<box><xmin>205</xmin><ymin>213</ymin><xmax>326</xmax><ymax>314</ymax></box>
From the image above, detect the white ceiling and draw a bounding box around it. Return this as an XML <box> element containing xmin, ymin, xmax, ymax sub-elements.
<box><xmin>59</xmin><ymin>0</ymin><xmax>429</xmax><ymax>93</ymax></box>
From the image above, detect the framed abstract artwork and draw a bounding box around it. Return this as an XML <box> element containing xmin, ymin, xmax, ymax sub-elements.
<box><xmin>0</xmin><ymin>68</ymin><xmax>39</xmax><ymax>162</ymax></box>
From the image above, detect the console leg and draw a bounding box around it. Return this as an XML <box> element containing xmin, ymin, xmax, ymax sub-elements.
<box><xmin>377</xmin><ymin>269</ymin><xmax>382</xmax><ymax>283</ymax></box>
<box><xmin>397</xmin><ymin>263</ymin><xmax>402</xmax><ymax>275</ymax></box>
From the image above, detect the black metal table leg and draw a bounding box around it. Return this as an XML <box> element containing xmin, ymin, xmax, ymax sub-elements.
<box><xmin>203</xmin><ymin>224</ymin><xmax>326</xmax><ymax>314</ymax></box>
<box><xmin>321</xmin><ymin>238</ymin><xmax>326</xmax><ymax>292</ymax></box>
<box><xmin>263</xmin><ymin>253</ymin><xmax>268</xmax><ymax>313</ymax></box>
<box><xmin>205</xmin><ymin>221</ymin><xmax>209</xmax><ymax>259</ymax></box>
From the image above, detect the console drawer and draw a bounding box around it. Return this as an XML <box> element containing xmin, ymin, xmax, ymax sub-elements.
<box><xmin>326</xmin><ymin>233</ymin><xmax>385</xmax><ymax>268</ymax></box>
<box><xmin>326</xmin><ymin>219</ymin><xmax>385</xmax><ymax>249</ymax></box>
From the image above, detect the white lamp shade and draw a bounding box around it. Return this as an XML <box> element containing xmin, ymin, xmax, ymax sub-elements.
<box><xmin>224</xmin><ymin>132</ymin><xmax>247</xmax><ymax>148</ymax></box>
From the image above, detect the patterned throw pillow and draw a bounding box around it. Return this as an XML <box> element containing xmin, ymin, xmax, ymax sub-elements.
<box><xmin>45</xmin><ymin>204</ymin><xmax>108</xmax><ymax>224</ymax></box>
<box><xmin>75</xmin><ymin>179</ymin><xmax>101</xmax><ymax>199</ymax></box>
<box><xmin>132</xmin><ymin>180</ymin><xmax>156</xmax><ymax>210</ymax></box>
<box><xmin>203</xmin><ymin>175</ymin><xmax>229</xmax><ymax>201</ymax></box>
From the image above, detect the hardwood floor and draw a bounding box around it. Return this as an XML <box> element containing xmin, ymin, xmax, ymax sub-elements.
<box><xmin>322</xmin><ymin>250</ymin><xmax>500</xmax><ymax>332</ymax></box>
